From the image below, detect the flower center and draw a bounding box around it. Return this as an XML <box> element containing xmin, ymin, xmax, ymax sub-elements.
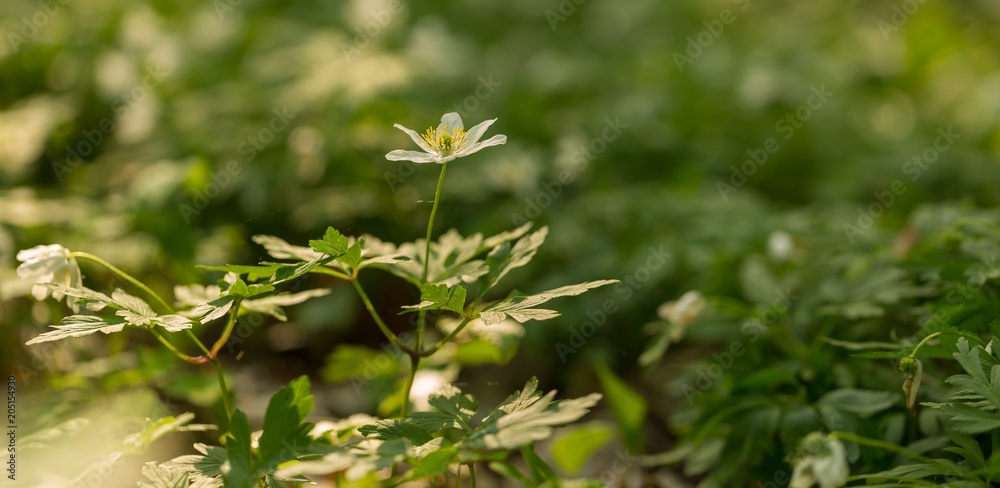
<box><xmin>422</xmin><ymin>125</ymin><xmax>468</xmax><ymax>156</ymax></box>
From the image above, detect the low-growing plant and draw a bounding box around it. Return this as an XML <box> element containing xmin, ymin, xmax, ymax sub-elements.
<box><xmin>16</xmin><ymin>113</ymin><xmax>617</xmax><ymax>486</ymax></box>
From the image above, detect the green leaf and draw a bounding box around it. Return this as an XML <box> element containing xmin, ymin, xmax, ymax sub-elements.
<box><xmin>410</xmin><ymin>446</ymin><xmax>459</xmax><ymax>478</ymax></box>
<box><xmin>221</xmin><ymin>410</ymin><xmax>255</xmax><ymax>488</ymax></box>
<box><xmin>816</xmin><ymin>388</ymin><xmax>898</xmax><ymax>418</ymax></box>
<box><xmin>549</xmin><ymin>423</ymin><xmax>614</xmax><ymax>475</ymax></box>
<box><xmin>480</xmin><ymin>227</ymin><xmax>548</xmax><ymax>290</ymax></box>
<box><xmin>253</xmin><ymin>234</ymin><xmax>321</xmax><ymax>262</ymax></box>
<box><xmin>479</xmin><ymin>280</ymin><xmax>618</xmax><ymax>325</ymax></box>
<box><xmin>401</xmin><ymin>283</ymin><xmax>467</xmax><ymax>315</ymax></box>
<box><xmin>44</xmin><ymin>284</ymin><xmax>114</xmax><ymax>311</ymax></box>
<box><xmin>192</xmin><ymin>296</ymin><xmax>235</xmax><ymax>324</ymax></box>
<box><xmin>489</xmin><ymin>461</ymin><xmax>537</xmax><ymax>486</ymax></box>
<box><xmin>338</xmin><ymin>237</ymin><xmax>364</xmax><ymax>269</ymax></box>
<box><xmin>160</xmin><ymin>443</ymin><xmax>226</xmax><ymax>486</ymax></box>
<box><xmin>520</xmin><ymin>445</ymin><xmax>558</xmax><ymax>485</ymax></box>
<box><xmin>467</xmin><ymin>377</ymin><xmax>601</xmax><ymax>450</ymax></box>
<box><xmin>595</xmin><ymin>364</ymin><xmax>646</xmax><ymax>453</ymax></box>
<box><xmin>309</xmin><ymin>227</ymin><xmax>350</xmax><ymax>257</ymax></box>
<box><xmin>113</xmin><ymin>288</ymin><xmax>157</xmax><ymax>326</ymax></box>
<box><xmin>138</xmin><ymin>462</ymin><xmax>191</xmax><ymax>488</ymax></box>
<box><xmin>226</xmin><ymin>278</ymin><xmax>274</xmax><ymax>299</ymax></box>
<box><xmin>26</xmin><ymin>315</ymin><xmax>128</xmax><ymax>345</ymax></box>
<box><xmin>427</xmin><ymin>384</ymin><xmax>478</xmax><ymax>428</ymax></box>
<box><xmin>358</xmin><ymin>419</ymin><xmax>434</xmax><ymax>445</ymax></box>
<box><xmin>258</xmin><ymin>376</ymin><xmax>315</xmax><ymax>464</ymax></box>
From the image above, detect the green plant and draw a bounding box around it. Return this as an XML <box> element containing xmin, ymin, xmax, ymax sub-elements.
<box><xmin>16</xmin><ymin>112</ymin><xmax>616</xmax><ymax>486</ymax></box>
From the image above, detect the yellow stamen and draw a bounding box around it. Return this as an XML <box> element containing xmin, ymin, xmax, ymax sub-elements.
<box><xmin>421</xmin><ymin>125</ymin><xmax>468</xmax><ymax>156</ymax></box>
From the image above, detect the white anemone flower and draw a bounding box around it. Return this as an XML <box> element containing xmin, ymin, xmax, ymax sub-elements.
<box><xmin>790</xmin><ymin>433</ymin><xmax>849</xmax><ymax>488</ymax></box>
<box><xmin>386</xmin><ymin>112</ymin><xmax>506</xmax><ymax>164</ymax></box>
<box><xmin>16</xmin><ymin>244</ymin><xmax>82</xmax><ymax>302</ymax></box>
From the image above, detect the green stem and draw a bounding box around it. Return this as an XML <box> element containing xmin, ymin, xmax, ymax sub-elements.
<box><xmin>150</xmin><ymin>328</ymin><xmax>201</xmax><ymax>363</ymax></box>
<box><xmin>351</xmin><ymin>280</ymin><xmax>411</xmax><ymax>354</ymax></box>
<box><xmin>209</xmin><ymin>298</ymin><xmax>243</xmax><ymax>358</ymax></box>
<box><xmin>911</xmin><ymin>332</ymin><xmax>941</xmax><ymax>357</ymax></box>
<box><xmin>415</xmin><ymin>163</ymin><xmax>450</xmax><ymax>351</ymax></box>
<box><xmin>400</xmin><ymin>355</ymin><xmax>418</xmax><ymax>417</ymax></box>
<box><xmin>420</xmin><ymin>317</ymin><xmax>472</xmax><ymax>357</ymax></box>
<box><xmin>468</xmin><ymin>463</ymin><xmax>476</xmax><ymax>488</ymax></box>
<box><xmin>72</xmin><ymin>251</ymin><xmax>175</xmax><ymax>314</ymax></box>
<box><xmin>421</xmin><ymin>162</ymin><xmax>449</xmax><ymax>284</ymax></box>
<box><xmin>211</xmin><ymin>358</ymin><xmax>232</xmax><ymax>421</ymax></box>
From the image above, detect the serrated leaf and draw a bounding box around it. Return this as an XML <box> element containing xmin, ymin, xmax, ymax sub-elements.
<box><xmin>253</xmin><ymin>235</ymin><xmax>322</xmax><ymax>262</ymax></box>
<box><xmin>479</xmin><ymin>280</ymin><xmax>618</xmax><ymax>325</ymax></box>
<box><xmin>358</xmin><ymin>419</ymin><xmax>434</xmax><ymax>445</ymax></box>
<box><xmin>401</xmin><ymin>283</ymin><xmax>467</xmax><ymax>315</ymax></box>
<box><xmin>138</xmin><ymin>462</ymin><xmax>191</xmax><ymax>488</ymax></box>
<box><xmin>480</xmin><ymin>227</ymin><xmax>548</xmax><ymax>290</ymax></box>
<box><xmin>309</xmin><ymin>227</ymin><xmax>350</xmax><ymax>257</ymax></box>
<box><xmin>26</xmin><ymin>315</ymin><xmax>128</xmax><ymax>344</ymax></box>
<box><xmin>467</xmin><ymin>377</ymin><xmax>601</xmax><ymax>450</ymax></box>
<box><xmin>113</xmin><ymin>289</ymin><xmax>156</xmax><ymax>326</ymax></box>
<box><xmin>242</xmin><ymin>289</ymin><xmax>331</xmax><ymax>322</ymax></box>
<box><xmin>155</xmin><ymin>314</ymin><xmax>194</xmax><ymax>332</ymax></box>
<box><xmin>338</xmin><ymin>237</ymin><xmax>364</xmax><ymax>269</ymax></box>
<box><xmin>192</xmin><ymin>296</ymin><xmax>236</xmax><ymax>324</ymax></box>
<box><xmin>427</xmin><ymin>384</ymin><xmax>478</xmax><ymax>428</ymax></box>
<box><xmin>44</xmin><ymin>284</ymin><xmax>113</xmax><ymax>311</ymax></box>
<box><xmin>162</xmin><ymin>443</ymin><xmax>226</xmax><ymax>486</ymax></box>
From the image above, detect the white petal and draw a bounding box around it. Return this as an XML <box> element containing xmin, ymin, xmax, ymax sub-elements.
<box><xmin>455</xmin><ymin>134</ymin><xmax>507</xmax><ymax>158</ymax></box>
<box><xmin>439</xmin><ymin>112</ymin><xmax>464</xmax><ymax>132</ymax></box>
<box><xmin>393</xmin><ymin>124</ymin><xmax>433</xmax><ymax>152</ymax></box>
<box><xmin>31</xmin><ymin>284</ymin><xmax>49</xmax><ymax>301</ymax></box>
<box><xmin>463</xmin><ymin>118</ymin><xmax>497</xmax><ymax>147</ymax></box>
<box><xmin>385</xmin><ymin>150</ymin><xmax>441</xmax><ymax>164</ymax></box>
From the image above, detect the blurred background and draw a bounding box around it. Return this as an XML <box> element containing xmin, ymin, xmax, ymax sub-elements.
<box><xmin>2</xmin><ymin>0</ymin><xmax>1000</xmax><ymax>485</ymax></box>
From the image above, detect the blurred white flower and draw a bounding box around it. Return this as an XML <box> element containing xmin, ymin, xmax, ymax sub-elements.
<box><xmin>386</xmin><ymin>112</ymin><xmax>506</xmax><ymax>164</ymax></box>
<box><xmin>767</xmin><ymin>230</ymin><xmax>794</xmax><ymax>261</ymax></box>
<box><xmin>409</xmin><ymin>369</ymin><xmax>456</xmax><ymax>411</ymax></box>
<box><xmin>16</xmin><ymin>244</ymin><xmax>82</xmax><ymax>302</ymax></box>
<box><xmin>790</xmin><ymin>433</ymin><xmax>849</xmax><ymax>488</ymax></box>
<box><xmin>657</xmin><ymin>290</ymin><xmax>705</xmax><ymax>339</ymax></box>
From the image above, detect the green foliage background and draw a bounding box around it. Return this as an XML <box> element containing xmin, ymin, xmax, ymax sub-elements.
<box><xmin>2</xmin><ymin>0</ymin><xmax>1000</xmax><ymax>485</ymax></box>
